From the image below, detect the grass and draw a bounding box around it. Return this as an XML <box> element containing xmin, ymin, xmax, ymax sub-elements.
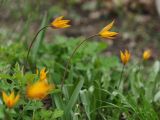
<box><xmin>0</xmin><ymin>1</ymin><xmax>160</xmax><ymax>120</ymax></box>
<box><xmin>0</xmin><ymin>28</ymin><xmax>160</xmax><ymax>119</ymax></box>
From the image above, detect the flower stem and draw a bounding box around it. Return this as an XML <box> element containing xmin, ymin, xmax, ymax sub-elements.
<box><xmin>61</xmin><ymin>34</ymin><xmax>98</xmax><ymax>90</ymax></box>
<box><xmin>138</xmin><ymin>59</ymin><xmax>143</xmax><ymax>73</ymax></box>
<box><xmin>118</xmin><ymin>64</ymin><xmax>125</xmax><ymax>89</ymax></box>
<box><xmin>32</xmin><ymin>108</ymin><xmax>35</xmax><ymax>120</ymax></box>
<box><xmin>26</xmin><ymin>25</ymin><xmax>51</xmax><ymax>61</ymax></box>
<box><xmin>32</xmin><ymin>100</ymin><xmax>37</xmax><ymax>120</ymax></box>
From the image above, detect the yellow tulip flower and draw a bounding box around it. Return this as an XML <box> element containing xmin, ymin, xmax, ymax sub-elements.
<box><xmin>26</xmin><ymin>80</ymin><xmax>54</xmax><ymax>100</ymax></box>
<box><xmin>99</xmin><ymin>20</ymin><xmax>118</xmax><ymax>39</ymax></box>
<box><xmin>143</xmin><ymin>49</ymin><xmax>151</xmax><ymax>60</ymax></box>
<box><xmin>2</xmin><ymin>91</ymin><xmax>20</xmax><ymax>108</ymax></box>
<box><xmin>120</xmin><ymin>50</ymin><xmax>131</xmax><ymax>65</ymax></box>
<box><xmin>51</xmin><ymin>16</ymin><xmax>70</xmax><ymax>29</ymax></box>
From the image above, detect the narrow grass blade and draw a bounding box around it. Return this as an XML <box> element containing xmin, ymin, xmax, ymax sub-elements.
<box><xmin>65</xmin><ymin>79</ymin><xmax>84</xmax><ymax>116</ymax></box>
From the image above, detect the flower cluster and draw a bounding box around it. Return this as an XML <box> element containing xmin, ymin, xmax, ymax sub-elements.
<box><xmin>2</xmin><ymin>68</ymin><xmax>54</xmax><ymax>108</ymax></box>
<box><xmin>27</xmin><ymin>68</ymin><xmax>54</xmax><ymax>100</ymax></box>
<box><xmin>2</xmin><ymin>16</ymin><xmax>152</xmax><ymax>109</ymax></box>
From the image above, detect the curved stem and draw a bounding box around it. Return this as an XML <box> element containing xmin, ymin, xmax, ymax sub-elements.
<box><xmin>118</xmin><ymin>64</ymin><xmax>125</xmax><ymax>89</ymax></box>
<box><xmin>61</xmin><ymin>34</ymin><xmax>98</xmax><ymax>90</ymax></box>
<box><xmin>26</xmin><ymin>25</ymin><xmax>51</xmax><ymax>61</ymax></box>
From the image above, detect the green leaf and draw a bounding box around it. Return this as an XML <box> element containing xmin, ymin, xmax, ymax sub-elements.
<box><xmin>65</xmin><ymin>79</ymin><xmax>84</xmax><ymax>116</ymax></box>
<box><xmin>52</xmin><ymin>109</ymin><xmax>64</xmax><ymax>119</ymax></box>
<box><xmin>52</xmin><ymin>94</ymin><xmax>64</xmax><ymax>110</ymax></box>
<box><xmin>80</xmin><ymin>89</ymin><xmax>91</xmax><ymax>120</ymax></box>
<box><xmin>154</xmin><ymin>91</ymin><xmax>160</xmax><ymax>102</ymax></box>
<box><xmin>145</xmin><ymin>61</ymin><xmax>160</xmax><ymax>102</ymax></box>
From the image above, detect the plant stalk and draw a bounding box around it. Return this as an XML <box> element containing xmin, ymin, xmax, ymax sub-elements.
<box><xmin>118</xmin><ymin>64</ymin><xmax>125</xmax><ymax>89</ymax></box>
<box><xmin>26</xmin><ymin>25</ymin><xmax>50</xmax><ymax>61</ymax></box>
<box><xmin>61</xmin><ymin>34</ymin><xmax>98</xmax><ymax>90</ymax></box>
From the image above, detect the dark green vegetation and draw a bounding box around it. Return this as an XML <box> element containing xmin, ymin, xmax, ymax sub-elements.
<box><xmin>0</xmin><ymin>29</ymin><xmax>160</xmax><ymax>119</ymax></box>
<box><xmin>0</xmin><ymin>0</ymin><xmax>160</xmax><ymax>120</ymax></box>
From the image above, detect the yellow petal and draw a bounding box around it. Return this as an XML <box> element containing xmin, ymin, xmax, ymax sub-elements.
<box><xmin>120</xmin><ymin>51</ymin><xmax>125</xmax><ymax>62</ymax></box>
<box><xmin>9</xmin><ymin>91</ymin><xmax>15</xmax><ymax>100</ymax></box>
<box><xmin>13</xmin><ymin>94</ymin><xmax>20</xmax><ymax>105</ymax></box>
<box><xmin>55</xmin><ymin>16</ymin><xmax>64</xmax><ymax>21</ymax></box>
<box><xmin>63</xmin><ymin>25</ymin><xmax>71</xmax><ymax>28</ymax></box>
<box><xmin>26</xmin><ymin>81</ymin><xmax>54</xmax><ymax>100</ymax></box>
<box><xmin>60</xmin><ymin>20</ymin><xmax>70</xmax><ymax>23</ymax></box>
<box><xmin>2</xmin><ymin>91</ymin><xmax>8</xmax><ymax>105</ymax></box>
<box><xmin>100</xmin><ymin>20</ymin><xmax>115</xmax><ymax>33</ymax></box>
<box><xmin>99</xmin><ymin>31</ymin><xmax>118</xmax><ymax>39</ymax></box>
<box><xmin>40</xmin><ymin>68</ymin><xmax>47</xmax><ymax>81</ymax></box>
<box><xmin>120</xmin><ymin>51</ymin><xmax>124</xmax><ymax>58</ymax></box>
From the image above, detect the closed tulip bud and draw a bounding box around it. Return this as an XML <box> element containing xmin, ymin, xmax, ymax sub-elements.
<box><xmin>143</xmin><ymin>49</ymin><xmax>151</xmax><ymax>60</ymax></box>
<box><xmin>120</xmin><ymin>50</ymin><xmax>131</xmax><ymax>65</ymax></box>
<box><xmin>36</xmin><ymin>68</ymin><xmax>47</xmax><ymax>82</ymax></box>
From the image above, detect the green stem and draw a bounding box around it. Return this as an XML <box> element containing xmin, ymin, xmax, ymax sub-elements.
<box><xmin>61</xmin><ymin>34</ymin><xmax>98</xmax><ymax>90</ymax></box>
<box><xmin>118</xmin><ymin>64</ymin><xmax>125</xmax><ymax>89</ymax></box>
<box><xmin>32</xmin><ymin>100</ymin><xmax>37</xmax><ymax>120</ymax></box>
<box><xmin>32</xmin><ymin>108</ymin><xmax>35</xmax><ymax>120</ymax></box>
<box><xmin>138</xmin><ymin>59</ymin><xmax>143</xmax><ymax>73</ymax></box>
<box><xmin>26</xmin><ymin>25</ymin><xmax>51</xmax><ymax>61</ymax></box>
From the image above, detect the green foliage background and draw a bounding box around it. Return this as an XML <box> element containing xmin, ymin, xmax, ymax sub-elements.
<box><xmin>0</xmin><ymin>0</ymin><xmax>160</xmax><ymax>120</ymax></box>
